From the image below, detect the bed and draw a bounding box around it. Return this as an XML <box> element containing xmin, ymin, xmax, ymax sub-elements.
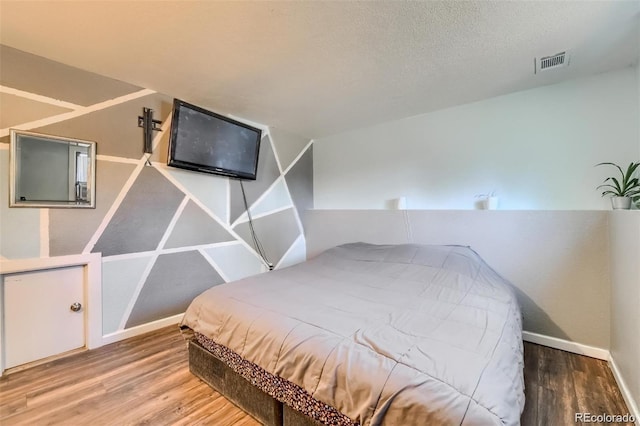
<box><xmin>181</xmin><ymin>243</ymin><xmax>525</xmax><ymax>425</ymax></box>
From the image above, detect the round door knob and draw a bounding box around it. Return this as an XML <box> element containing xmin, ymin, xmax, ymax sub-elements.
<box><xmin>70</xmin><ymin>302</ymin><xmax>82</xmax><ymax>312</ymax></box>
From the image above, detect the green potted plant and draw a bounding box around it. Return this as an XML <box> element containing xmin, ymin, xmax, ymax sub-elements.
<box><xmin>596</xmin><ymin>162</ymin><xmax>640</xmax><ymax>210</ymax></box>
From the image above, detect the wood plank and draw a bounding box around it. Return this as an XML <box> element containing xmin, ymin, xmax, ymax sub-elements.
<box><xmin>536</xmin><ymin>385</ymin><xmax>578</xmax><ymax>426</ymax></box>
<box><xmin>521</xmin><ymin>376</ymin><xmax>538</xmax><ymax>425</ymax></box>
<box><xmin>0</xmin><ymin>326</ymin><xmax>257</xmax><ymax>426</ymax></box>
<box><xmin>0</xmin><ymin>395</ymin><xmax>26</xmax><ymax>419</ymax></box>
<box><xmin>523</xmin><ymin>342</ymin><xmax>633</xmax><ymax>426</ymax></box>
<box><xmin>524</xmin><ymin>342</ymin><xmax>540</xmax><ymax>386</ymax></box>
<box><xmin>573</xmin><ymin>371</ymin><xmax>629</xmax><ymax>426</ymax></box>
<box><xmin>3</xmin><ymin>382</ymin><xmax>107</xmax><ymax>425</ymax></box>
<box><xmin>0</xmin><ymin>328</ymin><xmax>630</xmax><ymax>426</ymax></box>
<box><xmin>521</xmin><ymin>342</ymin><xmax>539</xmax><ymax>425</ymax></box>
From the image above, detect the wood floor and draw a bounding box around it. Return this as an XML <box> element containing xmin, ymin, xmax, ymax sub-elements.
<box><xmin>522</xmin><ymin>343</ymin><xmax>632</xmax><ymax>426</ymax></box>
<box><xmin>0</xmin><ymin>326</ymin><xmax>632</xmax><ymax>425</ymax></box>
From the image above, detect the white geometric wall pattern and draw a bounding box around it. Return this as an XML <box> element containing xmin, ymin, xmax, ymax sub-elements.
<box><xmin>233</xmin><ymin>207</ymin><xmax>302</xmax><ymax>267</ymax></box>
<box><xmin>164</xmin><ymin>200</ymin><xmax>235</xmax><ymax>249</ymax></box>
<box><xmin>270</xmin><ymin>127</ymin><xmax>312</xmax><ymax>171</ymax></box>
<box><xmin>91</xmin><ymin>166</ymin><xmax>185</xmax><ymax>257</ymax></box>
<box><xmin>50</xmin><ymin>160</ymin><xmax>137</xmax><ymax>257</ymax></box>
<box><xmin>229</xmin><ymin>135</ymin><xmax>281</xmax><ymax>224</ymax></box>
<box><xmin>97</xmin><ymin>131</ymin><xmax>312</xmax><ymax>330</ymax></box>
<box><xmin>233</xmin><ymin>177</ymin><xmax>293</xmax><ymax>226</ymax></box>
<box><xmin>165</xmin><ymin>165</ymin><xmax>228</xmax><ymax>224</ymax></box>
<box><xmin>277</xmin><ymin>235</ymin><xmax>307</xmax><ymax>269</ymax></box>
<box><xmin>0</xmin><ymin>45</ymin><xmax>142</xmax><ymax>107</ymax></box>
<box><xmin>102</xmin><ymin>256</ymin><xmax>154</xmax><ymax>335</ymax></box>
<box><xmin>0</xmin><ymin>91</ymin><xmax>73</xmax><ymax>129</ymax></box>
<box><xmin>125</xmin><ymin>250</ymin><xmax>225</xmax><ymax>328</ymax></box>
<box><xmin>203</xmin><ymin>243</ymin><xmax>266</xmax><ymax>282</ymax></box>
<box><xmin>92</xmin><ymin>129</ymin><xmax>311</xmax><ymax>331</ymax></box>
<box><xmin>0</xmin><ymin>45</ymin><xmax>314</xmax><ymax>337</ymax></box>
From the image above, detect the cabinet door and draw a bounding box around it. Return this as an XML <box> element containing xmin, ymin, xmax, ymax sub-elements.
<box><xmin>4</xmin><ymin>266</ymin><xmax>85</xmax><ymax>369</ymax></box>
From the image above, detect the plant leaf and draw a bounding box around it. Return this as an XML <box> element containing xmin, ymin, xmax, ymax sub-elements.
<box><xmin>596</xmin><ymin>162</ymin><xmax>640</xmax><ymax>197</ymax></box>
<box><xmin>623</xmin><ymin>162</ymin><xmax>640</xmax><ymax>187</ymax></box>
<box><xmin>597</xmin><ymin>184</ymin><xmax>621</xmax><ymax>193</ymax></box>
<box><xmin>597</xmin><ymin>162</ymin><xmax>625</xmax><ymax>178</ymax></box>
<box><xmin>610</xmin><ymin>177</ymin><xmax>623</xmax><ymax>194</ymax></box>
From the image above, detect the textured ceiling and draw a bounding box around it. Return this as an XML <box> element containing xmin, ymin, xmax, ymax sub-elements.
<box><xmin>0</xmin><ymin>1</ymin><xmax>638</xmax><ymax>139</ymax></box>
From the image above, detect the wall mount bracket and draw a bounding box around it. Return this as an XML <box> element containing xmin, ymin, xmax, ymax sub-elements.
<box><xmin>138</xmin><ymin>107</ymin><xmax>163</xmax><ymax>154</ymax></box>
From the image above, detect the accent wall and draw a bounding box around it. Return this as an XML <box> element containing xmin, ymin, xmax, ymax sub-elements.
<box><xmin>0</xmin><ymin>45</ymin><xmax>314</xmax><ymax>337</ymax></box>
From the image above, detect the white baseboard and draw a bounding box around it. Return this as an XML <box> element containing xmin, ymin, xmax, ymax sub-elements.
<box><xmin>101</xmin><ymin>313</ymin><xmax>184</xmax><ymax>345</ymax></box>
<box><xmin>609</xmin><ymin>356</ymin><xmax>640</xmax><ymax>425</ymax></box>
<box><xmin>522</xmin><ymin>330</ymin><xmax>610</xmax><ymax>360</ymax></box>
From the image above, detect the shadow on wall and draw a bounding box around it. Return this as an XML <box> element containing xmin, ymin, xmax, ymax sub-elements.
<box><xmin>304</xmin><ymin>210</ymin><xmax>611</xmax><ymax>348</ymax></box>
<box><xmin>509</xmin><ymin>285</ymin><xmax>570</xmax><ymax>341</ymax></box>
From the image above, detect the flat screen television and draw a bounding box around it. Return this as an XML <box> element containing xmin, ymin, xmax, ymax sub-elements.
<box><xmin>167</xmin><ymin>99</ymin><xmax>262</xmax><ymax>180</ymax></box>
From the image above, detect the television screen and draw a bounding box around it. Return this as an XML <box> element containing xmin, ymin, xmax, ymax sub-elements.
<box><xmin>167</xmin><ymin>99</ymin><xmax>262</xmax><ymax>180</ymax></box>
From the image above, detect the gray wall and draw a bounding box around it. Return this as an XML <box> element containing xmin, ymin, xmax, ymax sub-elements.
<box><xmin>305</xmin><ymin>210</ymin><xmax>611</xmax><ymax>350</ymax></box>
<box><xmin>0</xmin><ymin>45</ymin><xmax>313</xmax><ymax>336</ymax></box>
<box><xmin>609</xmin><ymin>212</ymin><xmax>640</xmax><ymax>416</ymax></box>
<box><xmin>607</xmin><ymin>61</ymin><xmax>639</xmax><ymax>417</ymax></box>
<box><xmin>313</xmin><ymin>67</ymin><xmax>639</xmax><ymax>211</ymax></box>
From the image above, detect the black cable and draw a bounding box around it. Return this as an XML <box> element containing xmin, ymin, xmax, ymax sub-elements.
<box><xmin>242</xmin><ymin>185</ymin><xmax>271</xmax><ymax>268</ymax></box>
<box><xmin>239</xmin><ymin>180</ymin><xmax>273</xmax><ymax>270</ymax></box>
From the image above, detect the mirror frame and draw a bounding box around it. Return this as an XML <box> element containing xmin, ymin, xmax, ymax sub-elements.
<box><xmin>9</xmin><ymin>129</ymin><xmax>97</xmax><ymax>208</ymax></box>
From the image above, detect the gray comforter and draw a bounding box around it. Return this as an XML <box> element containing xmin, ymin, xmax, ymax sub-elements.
<box><xmin>182</xmin><ymin>243</ymin><xmax>524</xmax><ymax>425</ymax></box>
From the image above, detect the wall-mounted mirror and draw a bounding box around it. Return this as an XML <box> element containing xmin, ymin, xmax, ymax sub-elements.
<box><xmin>9</xmin><ymin>130</ymin><xmax>96</xmax><ymax>208</ymax></box>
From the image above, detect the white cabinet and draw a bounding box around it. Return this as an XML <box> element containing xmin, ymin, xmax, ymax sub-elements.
<box><xmin>4</xmin><ymin>266</ymin><xmax>85</xmax><ymax>369</ymax></box>
<box><xmin>0</xmin><ymin>253</ymin><xmax>102</xmax><ymax>375</ymax></box>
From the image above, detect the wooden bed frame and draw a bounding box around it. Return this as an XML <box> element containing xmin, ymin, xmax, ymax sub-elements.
<box><xmin>188</xmin><ymin>339</ymin><xmax>322</xmax><ymax>426</ymax></box>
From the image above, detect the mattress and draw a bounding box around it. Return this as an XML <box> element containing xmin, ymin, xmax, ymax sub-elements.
<box><xmin>182</xmin><ymin>243</ymin><xmax>524</xmax><ymax>425</ymax></box>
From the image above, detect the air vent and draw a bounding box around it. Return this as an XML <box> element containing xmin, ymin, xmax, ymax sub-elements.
<box><xmin>535</xmin><ymin>51</ymin><xmax>570</xmax><ymax>74</ymax></box>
